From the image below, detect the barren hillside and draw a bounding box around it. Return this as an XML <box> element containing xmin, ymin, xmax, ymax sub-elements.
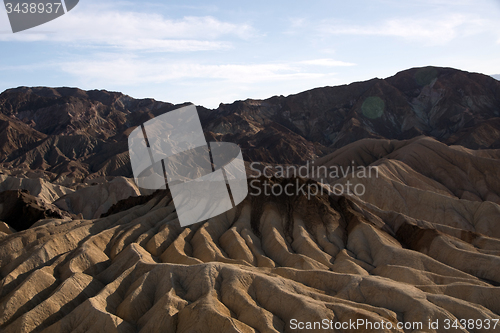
<box><xmin>0</xmin><ymin>67</ymin><xmax>499</xmax><ymax>332</ymax></box>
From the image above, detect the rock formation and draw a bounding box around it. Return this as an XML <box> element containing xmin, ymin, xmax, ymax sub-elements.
<box><xmin>1</xmin><ymin>67</ymin><xmax>499</xmax><ymax>182</ymax></box>
<box><xmin>0</xmin><ymin>137</ymin><xmax>498</xmax><ymax>331</ymax></box>
<box><xmin>0</xmin><ymin>67</ymin><xmax>499</xmax><ymax>332</ymax></box>
<box><xmin>0</xmin><ymin>189</ymin><xmax>73</xmax><ymax>231</ymax></box>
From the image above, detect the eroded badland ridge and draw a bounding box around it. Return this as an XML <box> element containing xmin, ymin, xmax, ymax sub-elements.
<box><xmin>0</xmin><ymin>66</ymin><xmax>499</xmax><ymax>332</ymax></box>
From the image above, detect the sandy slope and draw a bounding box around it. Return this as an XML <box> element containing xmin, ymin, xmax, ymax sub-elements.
<box><xmin>0</xmin><ymin>137</ymin><xmax>499</xmax><ymax>332</ymax></box>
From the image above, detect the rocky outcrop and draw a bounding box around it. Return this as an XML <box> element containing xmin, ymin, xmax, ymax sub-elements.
<box><xmin>0</xmin><ymin>190</ymin><xmax>73</xmax><ymax>231</ymax></box>
<box><xmin>0</xmin><ymin>174</ymin><xmax>74</xmax><ymax>204</ymax></box>
<box><xmin>53</xmin><ymin>177</ymin><xmax>142</xmax><ymax>219</ymax></box>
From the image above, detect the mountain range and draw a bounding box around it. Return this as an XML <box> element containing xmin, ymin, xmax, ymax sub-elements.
<box><xmin>0</xmin><ymin>66</ymin><xmax>499</xmax><ymax>332</ymax></box>
<box><xmin>1</xmin><ymin>66</ymin><xmax>499</xmax><ymax>185</ymax></box>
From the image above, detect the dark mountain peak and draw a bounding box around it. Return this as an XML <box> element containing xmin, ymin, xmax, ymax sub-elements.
<box><xmin>0</xmin><ymin>66</ymin><xmax>499</xmax><ymax>183</ymax></box>
<box><xmin>387</xmin><ymin>66</ymin><xmax>500</xmax><ymax>96</ymax></box>
<box><xmin>4</xmin><ymin>86</ymin><xmax>128</xmax><ymax>101</ymax></box>
<box><xmin>211</xmin><ymin>66</ymin><xmax>500</xmax><ymax>147</ymax></box>
<box><xmin>0</xmin><ymin>86</ymin><xmax>184</xmax><ymax>139</ymax></box>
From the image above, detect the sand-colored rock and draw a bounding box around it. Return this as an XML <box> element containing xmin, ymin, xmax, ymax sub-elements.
<box><xmin>0</xmin><ymin>173</ymin><xmax>497</xmax><ymax>332</ymax></box>
<box><xmin>0</xmin><ymin>136</ymin><xmax>499</xmax><ymax>332</ymax></box>
<box><xmin>0</xmin><ymin>175</ymin><xmax>74</xmax><ymax>204</ymax></box>
<box><xmin>54</xmin><ymin>177</ymin><xmax>142</xmax><ymax>219</ymax></box>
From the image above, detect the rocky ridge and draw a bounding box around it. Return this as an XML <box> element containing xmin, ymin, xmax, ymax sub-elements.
<box><xmin>1</xmin><ymin>67</ymin><xmax>500</xmax><ymax>184</ymax></box>
<box><xmin>0</xmin><ymin>67</ymin><xmax>500</xmax><ymax>332</ymax></box>
<box><xmin>0</xmin><ymin>136</ymin><xmax>498</xmax><ymax>331</ymax></box>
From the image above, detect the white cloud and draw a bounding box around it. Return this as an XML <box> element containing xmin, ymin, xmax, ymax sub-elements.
<box><xmin>320</xmin><ymin>14</ymin><xmax>490</xmax><ymax>45</ymax></box>
<box><xmin>0</xmin><ymin>5</ymin><xmax>254</xmax><ymax>52</ymax></box>
<box><xmin>300</xmin><ymin>59</ymin><xmax>355</xmax><ymax>67</ymax></box>
<box><xmin>59</xmin><ymin>56</ymin><xmax>353</xmax><ymax>86</ymax></box>
<box><xmin>111</xmin><ymin>39</ymin><xmax>231</xmax><ymax>52</ymax></box>
<box><xmin>289</xmin><ymin>18</ymin><xmax>307</xmax><ymax>28</ymax></box>
<box><xmin>55</xmin><ymin>56</ymin><xmax>353</xmax><ymax>108</ymax></box>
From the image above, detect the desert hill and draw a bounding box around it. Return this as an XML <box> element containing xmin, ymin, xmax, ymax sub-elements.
<box><xmin>0</xmin><ymin>67</ymin><xmax>500</xmax><ymax>332</ymax></box>
<box><xmin>0</xmin><ymin>136</ymin><xmax>499</xmax><ymax>332</ymax></box>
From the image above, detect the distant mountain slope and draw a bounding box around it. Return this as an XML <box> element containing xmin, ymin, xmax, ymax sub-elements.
<box><xmin>1</xmin><ymin>66</ymin><xmax>499</xmax><ymax>184</ymax></box>
<box><xmin>211</xmin><ymin>66</ymin><xmax>500</xmax><ymax>149</ymax></box>
<box><xmin>1</xmin><ymin>68</ymin><xmax>500</xmax><ymax>332</ymax></box>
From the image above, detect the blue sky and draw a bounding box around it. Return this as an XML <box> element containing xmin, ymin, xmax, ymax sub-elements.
<box><xmin>1</xmin><ymin>0</ymin><xmax>500</xmax><ymax>108</ymax></box>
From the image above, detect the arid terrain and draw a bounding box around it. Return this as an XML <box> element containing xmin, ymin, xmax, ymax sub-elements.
<box><xmin>0</xmin><ymin>66</ymin><xmax>499</xmax><ymax>332</ymax></box>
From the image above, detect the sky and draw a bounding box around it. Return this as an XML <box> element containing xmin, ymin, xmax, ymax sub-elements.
<box><xmin>1</xmin><ymin>0</ymin><xmax>500</xmax><ymax>108</ymax></box>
